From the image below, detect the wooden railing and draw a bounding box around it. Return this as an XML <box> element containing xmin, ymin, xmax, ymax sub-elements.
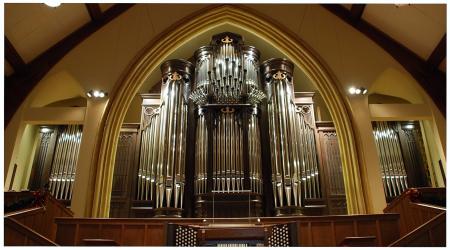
<box><xmin>4</xmin><ymin>217</ymin><xmax>57</xmax><ymax>246</ymax></box>
<box><xmin>389</xmin><ymin>211</ymin><xmax>446</xmax><ymax>247</ymax></box>
<box><xmin>54</xmin><ymin>214</ymin><xmax>400</xmax><ymax>246</ymax></box>
<box><xmin>384</xmin><ymin>188</ymin><xmax>446</xmax><ymax>236</ymax></box>
<box><xmin>5</xmin><ymin>193</ymin><xmax>73</xmax><ymax>243</ymax></box>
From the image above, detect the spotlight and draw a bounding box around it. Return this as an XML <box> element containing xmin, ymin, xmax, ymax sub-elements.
<box><xmin>404</xmin><ymin>124</ymin><xmax>414</xmax><ymax>130</ymax></box>
<box><xmin>348</xmin><ymin>87</ymin><xmax>356</xmax><ymax>95</ymax></box>
<box><xmin>348</xmin><ymin>87</ymin><xmax>368</xmax><ymax>95</ymax></box>
<box><xmin>40</xmin><ymin>127</ymin><xmax>52</xmax><ymax>133</ymax></box>
<box><xmin>86</xmin><ymin>90</ymin><xmax>108</xmax><ymax>99</ymax></box>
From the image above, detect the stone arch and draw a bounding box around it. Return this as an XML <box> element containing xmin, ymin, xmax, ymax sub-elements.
<box><xmin>91</xmin><ymin>5</ymin><xmax>367</xmax><ymax>217</ymax></box>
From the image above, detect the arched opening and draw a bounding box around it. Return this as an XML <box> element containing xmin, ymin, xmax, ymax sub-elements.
<box><xmin>92</xmin><ymin>5</ymin><xmax>367</xmax><ymax>217</ymax></box>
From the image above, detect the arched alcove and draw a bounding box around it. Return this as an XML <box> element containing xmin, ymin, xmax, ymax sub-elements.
<box><xmin>91</xmin><ymin>5</ymin><xmax>367</xmax><ymax>217</ymax></box>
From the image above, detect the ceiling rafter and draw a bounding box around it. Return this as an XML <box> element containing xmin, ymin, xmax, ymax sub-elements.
<box><xmin>85</xmin><ymin>3</ymin><xmax>102</xmax><ymax>21</ymax></box>
<box><xmin>350</xmin><ymin>4</ymin><xmax>366</xmax><ymax>21</ymax></box>
<box><xmin>5</xmin><ymin>36</ymin><xmax>26</xmax><ymax>72</ymax></box>
<box><xmin>5</xmin><ymin>4</ymin><xmax>135</xmax><ymax>126</ymax></box>
<box><xmin>322</xmin><ymin>4</ymin><xmax>446</xmax><ymax>116</ymax></box>
<box><xmin>427</xmin><ymin>34</ymin><xmax>446</xmax><ymax>69</ymax></box>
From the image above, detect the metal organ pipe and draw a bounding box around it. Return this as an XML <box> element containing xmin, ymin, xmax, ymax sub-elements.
<box><xmin>153</xmin><ymin>60</ymin><xmax>194</xmax><ymax>216</ymax></box>
<box><xmin>191</xmin><ymin>33</ymin><xmax>264</xmax><ymax>200</ymax></box>
<box><xmin>373</xmin><ymin>121</ymin><xmax>409</xmax><ymax>200</ymax></box>
<box><xmin>261</xmin><ymin>58</ymin><xmax>322</xmax><ymax>215</ymax></box>
<box><xmin>48</xmin><ymin>125</ymin><xmax>82</xmax><ymax>201</ymax></box>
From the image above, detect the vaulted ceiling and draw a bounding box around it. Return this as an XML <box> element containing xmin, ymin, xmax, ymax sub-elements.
<box><xmin>4</xmin><ymin>3</ymin><xmax>446</xmax><ymax>124</ymax></box>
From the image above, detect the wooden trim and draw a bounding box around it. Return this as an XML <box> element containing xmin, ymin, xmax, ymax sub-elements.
<box><xmin>5</xmin><ymin>36</ymin><xmax>25</xmax><ymax>71</ymax></box>
<box><xmin>54</xmin><ymin>214</ymin><xmax>399</xmax><ymax>246</ymax></box>
<box><xmin>427</xmin><ymin>34</ymin><xmax>446</xmax><ymax>68</ymax></box>
<box><xmin>350</xmin><ymin>4</ymin><xmax>366</xmax><ymax>21</ymax></box>
<box><xmin>5</xmin><ymin>207</ymin><xmax>45</xmax><ymax>218</ymax></box>
<box><xmin>389</xmin><ymin>211</ymin><xmax>446</xmax><ymax>246</ymax></box>
<box><xmin>5</xmin><ymin>4</ymin><xmax>135</xmax><ymax>126</ymax></box>
<box><xmin>54</xmin><ymin>213</ymin><xmax>399</xmax><ymax>225</ymax></box>
<box><xmin>5</xmin><ymin>217</ymin><xmax>58</xmax><ymax>246</ymax></box>
<box><xmin>85</xmin><ymin>4</ymin><xmax>102</xmax><ymax>21</ymax></box>
<box><xmin>322</xmin><ymin>4</ymin><xmax>446</xmax><ymax>116</ymax></box>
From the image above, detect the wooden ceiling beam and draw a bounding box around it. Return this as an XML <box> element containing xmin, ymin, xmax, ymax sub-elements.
<box><xmin>350</xmin><ymin>4</ymin><xmax>366</xmax><ymax>21</ymax></box>
<box><xmin>85</xmin><ymin>3</ymin><xmax>102</xmax><ymax>21</ymax></box>
<box><xmin>427</xmin><ymin>34</ymin><xmax>446</xmax><ymax>69</ymax></box>
<box><xmin>322</xmin><ymin>4</ymin><xmax>446</xmax><ymax>116</ymax></box>
<box><xmin>5</xmin><ymin>36</ymin><xmax>26</xmax><ymax>72</ymax></box>
<box><xmin>5</xmin><ymin>4</ymin><xmax>135</xmax><ymax>126</ymax></box>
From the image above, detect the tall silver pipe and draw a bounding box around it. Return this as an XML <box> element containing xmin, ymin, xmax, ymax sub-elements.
<box><xmin>262</xmin><ymin>58</ymin><xmax>319</xmax><ymax>213</ymax></box>
<box><xmin>151</xmin><ymin>59</ymin><xmax>193</xmax><ymax>214</ymax></box>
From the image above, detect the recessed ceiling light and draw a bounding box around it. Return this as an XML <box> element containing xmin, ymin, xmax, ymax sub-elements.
<box><xmin>348</xmin><ymin>87</ymin><xmax>368</xmax><ymax>96</ymax></box>
<box><xmin>86</xmin><ymin>90</ymin><xmax>108</xmax><ymax>99</ymax></box>
<box><xmin>40</xmin><ymin>127</ymin><xmax>52</xmax><ymax>133</ymax></box>
<box><xmin>348</xmin><ymin>87</ymin><xmax>356</xmax><ymax>95</ymax></box>
<box><xmin>44</xmin><ymin>1</ymin><xmax>61</xmax><ymax>7</ymax></box>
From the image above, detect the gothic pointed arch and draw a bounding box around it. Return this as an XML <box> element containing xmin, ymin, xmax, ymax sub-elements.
<box><xmin>91</xmin><ymin>5</ymin><xmax>368</xmax><ymax>217</ymax></box>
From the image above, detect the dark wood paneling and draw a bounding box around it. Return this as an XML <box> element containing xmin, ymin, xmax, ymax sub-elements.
<box><xmin>85</xmin><ymin>4</ymin><xmax>102</xmax><ymax>21</ymax></box>
<box><xmin>384</xmin><ymin>188</ymin><xmax>445</xmax><ymax>237</ymax></box>
<box><xmin>4</xmin><ymin>217</ymin><xmax>57</xmax><ymax>246</ymax></box>
<box><xmin>55</xmin><ymin>224</ymin><xmax>76</xmax><ymax>246</ymax></box>
<box><xmin>334</xmin><ymin>221</ymin><xmax>356</xmax><ymax>245</ymax></box>
<box><xmin>322</xmin><ymin>4</ymin><xmax>446</xmax><ymax>115</ymax></box>
<box><xmin>427</xmin><ymin>34</ymin><xmax>446</xmax><ymax>68</ymax></box>
<box><xmin>6</xmin><ymin>193</ymin><xmax>74</xmax><ymax>243</ymax></box>
<box><xmin>123</xmin><ymin>225</ymin><xmax>146</xmax><ymax>246</ymax></box>
<box><xmin>5</xmin><ymin>4</ymin><xmax>135</xmax><ymax>126</ymax></box>
<box><xmin>77</xmin><ymin>224</ymin><xmax>100</xmax><ymax>245</ymax></box>
<box><xmin>54</xmin><ymin>213</ymin><xmax>400</xmax><ymax>246</ymax></box>
<box><xmin>5</xmin><ymin>36</ymin><xmax>25</xmax><ymax>71</ymax></box>
<box><xmin>145</xmin><ymin>225</ymin><xmax>166</xmax><ymax>246</ymax></box>
<box><xmin>100</xmin><ymin>224</ymin><xmax>122</xmax><ymax>244</ymax></box>
<box><xmin>310</xmin><ymin>221</ymin><xmax>334</xmax><ymax>246</ymax></box>
<box><xmin>350</xmin><ymin>4</ymin><xmax>366</xmax><ymax>21</ymax></box>
<box><xmin>390</xmin><ymin>212</ymin><xmax>445</xmax><ymax>247</ymax></box>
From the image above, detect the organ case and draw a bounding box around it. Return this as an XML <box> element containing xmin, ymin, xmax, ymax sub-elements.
<box><xmin>132</xmin><ymin>32</ymin><xmax>347</xmax><ymax>217</ymax></box>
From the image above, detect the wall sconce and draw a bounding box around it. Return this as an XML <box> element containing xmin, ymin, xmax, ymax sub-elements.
<box><xmin>348</xmin><ymin>87</ymin><xmax>368</xmax><ymax>95</ymax></box>
<box><xmin>86</xmin><ymin>90</ymin><xmax>108</xmax><ymax>99</ymax></box>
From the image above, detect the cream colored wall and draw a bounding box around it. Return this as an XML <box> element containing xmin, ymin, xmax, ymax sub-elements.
<box><xmin>71</xmin><ymin>99</ymin><xmax>108</xmax><ymax>216</ymax></box>
<box><xmin>5</xmin><ymin>4</ymin><xmax>445</xmax><ymax>214</ymax></box>
<box><xmin>421</xmin><ymin>120</ymin><xmax>446</xmax><ymax>187</ymax></box>
<box><xmin>5</xmin><ymin>124</ymin><xmax>39</xmax><ymax>191</ymax></box>
<box><xmin>123</xmin><ymin>95</ymin><xmax>142</xmax><ymax>124</ymax></box>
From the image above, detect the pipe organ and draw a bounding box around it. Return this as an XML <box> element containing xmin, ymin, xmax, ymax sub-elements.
<box><xmin>29</xmin><ymin>125</ymin><xmax>83</xmax><ymax>204</ymax></box>
<box><xmin>373</xmin><ymin>121</ymin><xmax>431</xmax><ymax>202</ymax></box>
<box><xmin>131</xmin><ymin>32</ymin><xmax>349</xmax><ymax>217</ymax></box>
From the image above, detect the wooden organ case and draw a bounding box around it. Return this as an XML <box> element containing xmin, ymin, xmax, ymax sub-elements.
<box><xmin>124</xmin><ymin>32</ymin><xmax>348</xmax><ymax>218</ymax></box>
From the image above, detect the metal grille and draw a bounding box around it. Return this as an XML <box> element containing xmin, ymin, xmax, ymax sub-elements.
<box><xmin>267</xmin><ymin>224</ymin><xmax>290</xmax><ymax>247</ymax></box>
<box><xmin>175</xmin><ymin>225</ymin><xmax>197</xmax><ymax>247</ymax></box>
